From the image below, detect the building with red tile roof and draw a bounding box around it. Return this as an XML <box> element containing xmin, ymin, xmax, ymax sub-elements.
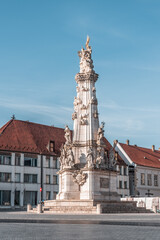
<box><xmin>0</xmin><ymin>119</ymin><xmax>65</xmax><ymax>155</ymax></box>
<box><xmin>0</xmin><ymin>119</ymin><xmax>128</xmax><ymax>207</ymax></box>
<box><xmin>114</xmin><ymin>140</ymin><xmax>160</xmax><ymax>197</ymax></box>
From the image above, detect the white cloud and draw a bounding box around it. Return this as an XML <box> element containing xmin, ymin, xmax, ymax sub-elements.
<box><xmin>0</xmin><ymin>96</ymin><xmax>72</xmax><ymax>125</ymax></box>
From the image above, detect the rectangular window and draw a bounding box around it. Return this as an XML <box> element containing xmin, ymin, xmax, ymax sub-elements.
<box><xmin>0</xmin><ymin>190</ymin><xmax>11</xmax><ymax>206</ymax></box>
<box><xmin>15</xmin><ymin>173</ymin><xmax>20</xmax><ymax>183</ymax></box>
<box><xmin>119</xmin><ymin>180</ymin><xmax>122</xmax><ymax>189</ymax></box>
<box><xmin>0</xmin><ymin>155</ymin><xmax>11</xmax><ymax>165</ymax></box>
<box><xmin>46</xmin><ymin>175</ymin><xmax>50</xmax><ymax>184</ymax></box>
<box><xmin>53</xmin><ymin>175</ymin><xmax>58</xmax><ymax>185</ymax></box>
<box><xmin>53</xmin><ymin>159</ymin><xmax>57</xmax><ymax>169</ymax></box>
<box><xmin>46</xmin><ymin>158</ymin><xmax>50</xmax><ymax>168</ymax></box>
<box><xmin>124</xmin><ymin>181</ymin><xmax>127</xmax><ymax>189</ymax></box>
<box><xmin>141</xmin><ymin>173</ymin><xmax>145</xmax><ymax>185</ymax></box>
<box><xmin>23</xmin><ymin>191</ymin><xmax>37</xmax><ymax>206</ymax></box>
<box><xmin>0</xmin><ymin>172</ymin><xmax>11</xmax><ymax>182</ymax></box>
<box><xmin>119</xmin><ymin>167</ymin><xmax>122</xmax><ymax>175</ymax></box>
<box><xmin>15</xmin><ymin>191</ymin><xmax>20</xmax><ymax>206</ymax></box>
<box><xmin>24</xmin><ymin>157</ymin><xmax>37</xmax><ymax>167</ymax></box>
<box><xmin>24</xmin><ymin>174</ymin><xmax>37</xmax><ymax>183</ymax></box>
<box><xmin>147</xmin><ymin>174</ymin><xmax>152</xmax><ymax>186</ymax></box>
<box><xmin>50</xmin><ymin>141</ymin><xmax>55</xmax><ymax>152</ymax></box>
<box><xmin>124</xmin><ymin>167</ymin><xmax>127</xmax><ymax>176</ymax></box>
<box><xmin>15</xmin><ymin>156</ymin><xmax>20</xmax><ymax>166</ymax></box>
<box><xmin>154</xmin><ymin>175</ymin><xmax>158</xmax><ymax>187</ymax></box>
<box><xmin>46</xmin><ymin>191</ymin><xmax>51</xmax><ymax>200</ymax></box>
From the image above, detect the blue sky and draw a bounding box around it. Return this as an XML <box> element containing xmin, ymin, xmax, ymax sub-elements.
<box><xmin>0</xmin><ymin>0</ymin><xmax>160</xmax><ymax>148</ymax></box>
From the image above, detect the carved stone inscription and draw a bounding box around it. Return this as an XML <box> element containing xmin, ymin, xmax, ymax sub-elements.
<box><xmin>100</xmin><ymin>178</ymin><xmax>109</xmax><ymax>188</ymax></box>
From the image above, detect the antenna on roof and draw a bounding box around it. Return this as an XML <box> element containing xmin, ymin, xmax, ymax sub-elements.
<box><xmin>11</xmin><ymin>114</ymin><xmax>16</xmax><ymax>120</ymax></box>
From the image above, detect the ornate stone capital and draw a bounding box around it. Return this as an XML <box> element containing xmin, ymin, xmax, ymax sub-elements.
<box><xmin>75</xmin><ymin>73</ymin><xmax>98</xmax><ymax>83</ymax></box>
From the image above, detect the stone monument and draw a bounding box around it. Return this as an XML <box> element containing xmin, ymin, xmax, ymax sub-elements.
<box><xmin>44</xmin><ymin>37</ymin><xmax>120</xmax><ymax>213</ymax></box>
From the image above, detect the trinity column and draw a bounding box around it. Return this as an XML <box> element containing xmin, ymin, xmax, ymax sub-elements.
<box><xmin>56</xmin><ymin>37</ymin><xmax>119</xmax><ymax>202</ymax></box>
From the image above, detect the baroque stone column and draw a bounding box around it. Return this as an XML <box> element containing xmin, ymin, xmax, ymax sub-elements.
<box><xmin>57</xmin><ymin>37</ymin><xmax>118</xmax><ymax>201</ymax></box>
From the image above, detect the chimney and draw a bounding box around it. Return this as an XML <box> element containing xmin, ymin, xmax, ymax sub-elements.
<box><xmin>152</xmin><ymin>145</ymin><xmax>155</xmax><ymax>152</ymax></box>
<box><xmin>113</xmin><ymin>140</ymin><xmax>118</xmax><ymax>147</ymax></box>
<box><xmin>126</xmin><ymin>139</ymin><xmax>129</xmax><ymax>145</ymax></box>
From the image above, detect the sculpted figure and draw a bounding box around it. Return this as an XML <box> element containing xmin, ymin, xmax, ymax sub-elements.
<box><xmin>96</xmin><ymin>147</ymin><xmax>103</xmax><ymax>168</ymax></box>
<box><xmin>97</xmin><ymin>122</ymin><xmax>105</xmax><ymax>145</ymax></box>
<box><xmin>59</xmin><ymin>144</ymin><xmax>65</xmax><ymax>169</ymax></box>
<box><xmin>78</xmin><ymin>36</ymin><xmax>94</xmax><ymax>73</ymax></box>
<box><xmin>109</xmin><ymin>148</ymin><xmax>116</xmax><ymax>168</ymax></box>
<box><xmin>85</xmin><ymin>35</ymin><xmax>90</xmax><ymax>50</ymax></box>
<box><xmin>86</xmin><ymin>148</ymin><xmax>94</xmax><ymax>168</ymax></box>
<box><xmin>65</xmin><ymin>148</ymin><xmax>74</xmax><ymax>167</ymax></box>
<box><xmin>64</xmin><ymin>125</ymin><xmax>71</xmax><ymax>145</ymax></box>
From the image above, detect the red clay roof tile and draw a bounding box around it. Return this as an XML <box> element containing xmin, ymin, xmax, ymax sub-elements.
<box><xmin>119</xmin><ymin>143</ymin><xmax>160</xmax><ymax>168</ymax></box>
<box><xmin>0</xmin><ymin>120</ymin><xmax>65</xmax><ymax>155</ymax></box>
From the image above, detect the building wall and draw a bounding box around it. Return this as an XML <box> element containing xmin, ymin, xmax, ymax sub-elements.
<box><xmin>136</xmin><ymin>166</ymin><xmax>160</xmax><ymax>197</ymax></box>
<box><xmin>116</xmin><ymin>165</ymin><xmax>130</xmax><ymax>197</ymax></box>
<box><xmin>0</xmin><ymin>151</ymin><xmax>59</xmax><ymax>207</ymax></box>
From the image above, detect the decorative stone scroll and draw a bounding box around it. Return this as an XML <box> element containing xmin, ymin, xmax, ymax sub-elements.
<box><xmin>89</xmin><ymin>96</ymin><xmax>98</xmax><ymax>105</ymax></box>
<box><xmin>81</xmin><ymin>113</ymin><xmax>88</xmax><ymax>118</ymax></box>
<box><xmin>81</xmin><ymin>104</ymin><xmax>88</xmax><ymax>110</ymax></box>
<box><xmin>74</xmin><ymin>97</ymin><xmax>82</xmax><ymax>106</ymax></box>
<box><xmin>80</xmin><ymin>114</ymin><xmax>88</xmax><ymax>125</ymax></box>
<box><xmin>80</xmin><ymin>118</ymin><xmax>88</xmax><ymax>125</ymax></box>
<box><xmin>76</xmin><ymin>86</ymin><xmax>80</xmax><ymax>92</ymax></box>
<box><xmin>72</xmin><ymin>112</ymin><xmax>77</xmax><ymax>120</ymax></box>
<box><xmin>72</xmin><ymin>170</ymin><xmax>87</xmax><ymax>186</ymax></box>
<box><xmin>81</xmin><ymin>85</ymin><xmax>89</xmax><ymax>91</ymax></box>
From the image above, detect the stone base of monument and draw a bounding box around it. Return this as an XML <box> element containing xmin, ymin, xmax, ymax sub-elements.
<box><xmin>42</xmin><ymin>199</ymin><xmax>152</xmax><ymax>214</ymax></box>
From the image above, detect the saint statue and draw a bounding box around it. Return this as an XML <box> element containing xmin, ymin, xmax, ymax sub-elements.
<box><xmin>64</xmin><ymin>125</ymin><xmax>71</xmax><ymax>145</ymax></box>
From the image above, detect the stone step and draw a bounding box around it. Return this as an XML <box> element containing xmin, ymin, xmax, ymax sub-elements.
<box><xmin>43</xmin><ymin>200</ymin><xmax>153</xmax><ymax>214</ymax></box>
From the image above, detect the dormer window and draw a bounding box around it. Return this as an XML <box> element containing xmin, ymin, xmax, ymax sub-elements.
<box><xmin>50</xmin><ymin>141</ymin><xmax>55</xmax><ymax>152</ymax></box>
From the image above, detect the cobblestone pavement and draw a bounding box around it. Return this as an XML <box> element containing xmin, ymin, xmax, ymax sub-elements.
<box><xmin>0</xmin><ymin>223</ymin><xmax>160</xmax><ymax>240</ymax></box>
<box><xmin>0</xmin><ymin>212</ymin><xmax>160</xmax><ymax>239</ymax></box>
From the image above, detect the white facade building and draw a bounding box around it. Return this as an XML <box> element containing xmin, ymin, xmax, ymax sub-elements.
<box><xmin>114</xmin><ymin>140</ymin><xmax>160</xmax><ymax>197</ymax></box>
<box><xmin>0</xmin><ymin>119</ymin><xmax>63</xmax><ymax>208</ymax></box>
